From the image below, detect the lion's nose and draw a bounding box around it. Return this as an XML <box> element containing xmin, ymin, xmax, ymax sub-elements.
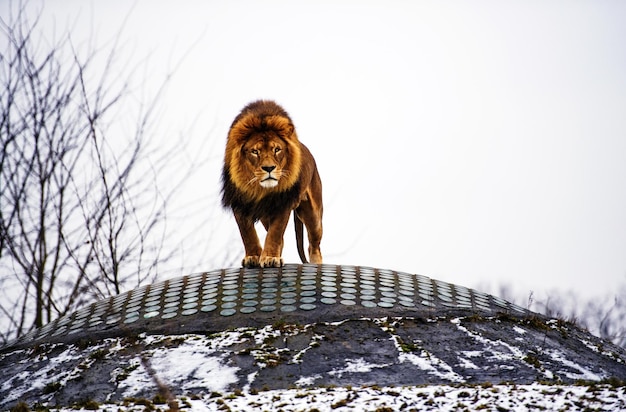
<box><xmin>262</xmin><ymin>165</ymin><xmax>276</xmax><ymax>173</ymax></box>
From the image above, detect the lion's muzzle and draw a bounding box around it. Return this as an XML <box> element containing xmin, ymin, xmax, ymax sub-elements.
<box><xmin>260</xmin><ymin>165</ymin><xmax>279</xmax><ymax>188</ymax></box>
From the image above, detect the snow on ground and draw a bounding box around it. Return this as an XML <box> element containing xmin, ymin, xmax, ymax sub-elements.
<box><xmin>41</xmin><ymin>383</ymin><xmax>626</xmax><ymax>411</ymax></box>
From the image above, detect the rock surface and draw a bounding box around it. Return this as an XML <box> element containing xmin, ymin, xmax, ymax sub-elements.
<box><xmin>1</xmin><ymin>265</ymin><xmax>625</xmax><ymax>410</ymax></box>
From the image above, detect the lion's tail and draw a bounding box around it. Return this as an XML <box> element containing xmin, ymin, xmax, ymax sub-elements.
<box><xmin>294</xmin><ymin>212</ymin><xmax>308</xmax><ymax>264</ymax></box>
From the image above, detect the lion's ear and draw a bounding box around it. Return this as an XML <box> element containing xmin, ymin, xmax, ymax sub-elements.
<box><xmin>265</xmin><ymin>115</ymin><xmax>296</xmax><ymax>140</ymax></box>
<box><xmin>286</xmin><ymin>123</ymin><xmax>295</xmax><ymax>137</ymax></box>
<box><xmin>228</xmin><ymin>112</ymin><xmax>257</xmax><ymax>145</ymax></box>
<box><xmin>282</xmin><ymin>123</ymin><xmax>295</xmax><ymax>140</ymax></box>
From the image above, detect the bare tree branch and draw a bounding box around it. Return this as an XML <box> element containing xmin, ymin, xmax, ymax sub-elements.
<box><xmin>0</xmin><ymin>0</ymin><xmax>219</xmax><ymax>344</ymax></box>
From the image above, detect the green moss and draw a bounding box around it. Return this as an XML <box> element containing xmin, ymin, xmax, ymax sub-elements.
<box><xmin>122</xmin><ymin>397</ymin><xmax>158</xmax><ymax>410</ymax></box>
<box><xmin>9</xmin><ymin>402</ymin><xmax>30</xmax><ymax>412</ymax></box>
<box><xmin>330</xmin><ymin>398</ymin><xmax>349</xmax><ymax>409</ymax></box>
<box><xmin>523</xmin><ymin>353</ymin><xmax>542</xmax><ymax>369</ymax></box>
<box><xmin>71</xmin><ymin>399</ymin><xmax>100</xmax><ymax>410</ymax></box>
<box><xmin>152</xmin><ymin>393</ymin><xmax>167</xmax><ymax>404</ymax></box>
<box><xmin>42</xmin><ymin>382</ymin><xmax>62</xmax><ymax>394</ymax></box>
<box><xmin>464</xmin><ymin>314</ymin><xmax>486</xmax><ymax>323</ymax></box>
<box><xmin>88</xmin><ymin>348</ymin><xmax>108</xmax><ymax>361</ymax></box>
<box><xmin>75</xmin><ymin>338</ymin><xmax>96</xmax><ymax>351</ymax></box>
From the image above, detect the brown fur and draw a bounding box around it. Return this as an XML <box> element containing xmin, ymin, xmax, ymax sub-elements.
<box><xmin>221</xmin><ymin>100</ymin><xmax>323</xmax><ymax>268</ymax></box>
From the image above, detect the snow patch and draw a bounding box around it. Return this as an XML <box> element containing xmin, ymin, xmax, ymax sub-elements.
<box><xmin>452</xmin><ymin>317</ymin><xmax>525</xmax><ymax>360</ymax></box>
<box><xmin>290</xmin><ymin>334</ymin><xmax>324</xmax><ymax>364</ymax></box>
<box><xmin>457</xmin><ymin>356</ymin><xmax>479</xmax><ymax>370</ymax></box>
<box><xmin>118</xmin><ymin>338</ymin><xmax>239</xmax><ymax>396</ymax></box>
<box><xmin>295</xmin><ymin>374</ymin><xmax>322</xmax><ymax>387</ymax></box>
<box><xmin>2</xmin><ymin>341</ymin><xmax>111</xmax><ymax>405</ymax></box>
<box><xmin>329</xmin><ymin>358</ymin><xmax>392</xmax><ymax>378</ymax></box>
<box><xmin>397</xmin><ymin>347</ymin><xmax>465</xmax><ymax>383</ymax></box>
<box><xmin>461</xmin><ymin>350</ymin><xmax>482</xmax><ymax>358</ymax></box>
<box><xmin>547</xmin><ymin>349</ymin><xmax>605</xmax><ymax>381</ymax></box>
<box><xmin>375</xmin><ymin>319</ymin><xmax>465</xmax><ymax>383</ymax></box>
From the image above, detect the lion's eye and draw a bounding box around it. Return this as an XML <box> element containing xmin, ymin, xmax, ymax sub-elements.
<box><xmin>274</xmin><ymin>147</ymin><xmax>281</xmax><ymax>154</ymax></box>
<box><xmin>250</xmin><ymin>149</ymin><xmax>259</xmax><ymax>156</ymax></box>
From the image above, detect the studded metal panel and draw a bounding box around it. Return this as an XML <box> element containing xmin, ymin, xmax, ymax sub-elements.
<box><xmin>2</xmin><ymin>265</ymin><xmax>529</xmax><ymax>351</ymax></box>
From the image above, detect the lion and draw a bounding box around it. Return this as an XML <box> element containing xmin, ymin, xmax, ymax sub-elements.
<box><xmin>221</xmin><ymin>100</ymin><xmax>323</xmax><ymax>268</ymax></box>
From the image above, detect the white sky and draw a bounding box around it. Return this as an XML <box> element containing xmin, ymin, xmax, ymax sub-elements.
<box><xmin>18</xmin><ymin>0</ymin><xmax>626</xmax><ymax>301</ymax></box>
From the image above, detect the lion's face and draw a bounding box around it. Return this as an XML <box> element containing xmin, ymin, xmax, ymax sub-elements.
<box><xmin>224</xmin><ymin>103</ymin><xmax>302</xmax><ymax>201</ymax></box>
<box><xmin>242</xmin><ymin>134</ymin><xmax>288</xmax><ymax>189</ymax></box>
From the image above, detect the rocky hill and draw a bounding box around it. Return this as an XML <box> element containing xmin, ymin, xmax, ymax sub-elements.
<box><xmin>1</xmin><ymin>264</ymin><xmax>625</xmax><ymax>411</ymax></box>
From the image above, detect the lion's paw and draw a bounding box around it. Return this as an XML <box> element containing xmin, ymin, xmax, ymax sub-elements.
<box><xmin>260</xmin><ymin>256</ymin><xmax>284</xmax><ymax>268</ymax></box>
<box><xmin>309</xmin><ymin>248</ymin><xmax>323</xmax><ymax>264</ymax></box>
<box><xmin>242</xmin><ymin>256</ymin><xmax>260</xmax><ymax>268</ymax></box>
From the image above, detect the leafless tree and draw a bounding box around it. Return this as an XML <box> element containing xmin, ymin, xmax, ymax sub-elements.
<box><xmin>536</xmin><ymin>284</ymin><xmax>626</xmax><ymax>349</ymax></box>
<box><xmin>0</xmin><ymin>1</ymin><xmax>201</xmax><ymax>343</ymax></box>
<box><xmin>486</xmin><ymin>282</ymin><xmax>626</xmax><ymax>348</ymax></box>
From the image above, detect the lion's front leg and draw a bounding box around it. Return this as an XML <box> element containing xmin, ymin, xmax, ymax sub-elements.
<box><xmin>260</xmin><ymin>212</ymin><xmax>290</xmax><ymax>268</ymax></box>
<box><xmin>234</xmin><ymin>211</ymin><xmax>263</xmax><ymax>268</ymax></box>
<box><xmin>242</xmin><ymin>255</ymin><xmax>260</xmax><ymax>268</ymax></box>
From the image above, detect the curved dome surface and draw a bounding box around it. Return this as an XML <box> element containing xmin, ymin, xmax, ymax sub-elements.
<box><xmin>3</xmin><ymin>264</ymin><xmax>528</xmax><ymax>351</ymax></box>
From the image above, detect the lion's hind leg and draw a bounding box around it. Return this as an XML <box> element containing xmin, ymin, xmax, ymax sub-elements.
<box><xmin>307</xmin><ymin>227</ymin><xmax>323</xmax><ymax>264</ymax></box>
<box><xmin>295</xmin><ymin>203</ymin><xmax>323</xmax><ymax>265</ymax></box>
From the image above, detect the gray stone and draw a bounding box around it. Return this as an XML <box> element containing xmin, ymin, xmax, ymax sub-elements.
<box><xmin>1</xmin><ymin>265</ymin><xmax>624</xmax><ymax>409</ymax></box>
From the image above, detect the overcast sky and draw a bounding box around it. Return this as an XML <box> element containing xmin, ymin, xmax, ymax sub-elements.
<box><xmin>19</xmin><ymin>0</ymin><xmax>626</xmax><ymax>302</ymax></box>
